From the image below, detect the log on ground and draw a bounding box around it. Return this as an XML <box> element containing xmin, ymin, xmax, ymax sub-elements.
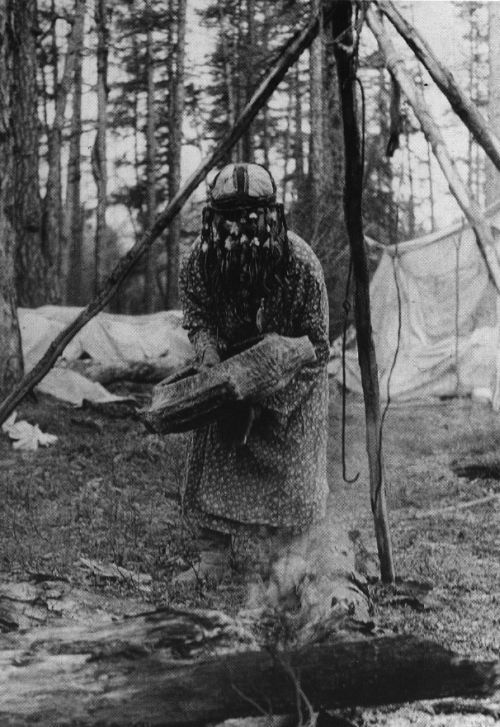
<box><xmin>65</xmin><ymin>358</ymin><xmax>179</xmax><ymax>384</ymax></box>
<box><xmin>0</xmin><ymin>607</ymin><xmax>497</xmax><ymax>726</ymax></box>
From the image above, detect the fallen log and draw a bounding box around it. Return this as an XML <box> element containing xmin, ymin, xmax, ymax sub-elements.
<box><xmin>0</xmin><ymin>607</ymin><xmax>497</xmax><ymax>726</ymax></box>
<box><xmin>65</xmin><ymin>358</ymin><xmax>180</xmax><ymax>384</ymax></box>
<box><xmin>377</xmin><ymin>0</ymin><xmax>500</xmax><ymax>174</ymax></box>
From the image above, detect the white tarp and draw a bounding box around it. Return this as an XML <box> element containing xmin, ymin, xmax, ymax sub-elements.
<box><xmin>19</xmin><ymin>307</ymin><xmax>193</xmax><ymax>405</ymax></box>
<box><xmin>330</xmin><ymin>202</ymin><xmax>500</xmax><ymax>403</ymax></box>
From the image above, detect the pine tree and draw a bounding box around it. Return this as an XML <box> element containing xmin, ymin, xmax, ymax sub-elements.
<box><xmin>0</xmin><ymin>0</ymin><xmax>24</xmax><ymax>395</ymax></box>
<box><xmin>93</xmin><ymin>0</ymin><xmax>110</xmax><ymax>296</ymax></box>
<box><xmin>166</xmin><ymin>0</ymin><xmax>187</xmax><ymax>310</ymax></box>
<box><xmin>64</xmin><ymin>0</ymin><xmax>85</xmax><ymax>304</ymax></box>
<box><xmin>42</xmin><ymin>0</ymin><xmax>86</xmax><ymax>302</ymax></box>
<box><xmin>12</xmin><ymin>0</ymin><xmax>46</xmax><ymax>307</ymax></box>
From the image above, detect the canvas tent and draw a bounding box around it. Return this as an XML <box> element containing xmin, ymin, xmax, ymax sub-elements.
<box><xmin>329</xmin><ymin>202</ymin><xmax>500</xmax><ymax>407</ymax></box>
<box><xmin>19</xmin><ymin>307</ymin><xmax>193</xmax><ymax>406</ymax></box>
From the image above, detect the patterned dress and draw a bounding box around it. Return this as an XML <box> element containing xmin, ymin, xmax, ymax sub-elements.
<box><xmin>179</xmin><ymin>231</ymin><xmax>330</xmax><ymax>535</ymax></box>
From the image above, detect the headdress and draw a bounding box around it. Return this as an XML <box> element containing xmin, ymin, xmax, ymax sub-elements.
<box><xmin>199</xmin><ymin>164</ymin><xmax>289</xmax><ymax>315</ymax></box>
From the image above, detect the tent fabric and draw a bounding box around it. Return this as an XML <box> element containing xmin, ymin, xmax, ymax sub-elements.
<box><xmin>330</xmin><ymin>203</ymin><xmax>500</xmax><ymax>404</ymax></box>
<box><xmin>18</xmin><ymin>307</ymin><xmax>194</xmax><ymax>406</ymax></box>
<box><xmin>36</xmin><ymin>368</ymin><xmax>130</xmax><ymax>407</ymax></box>
<box><xmin>20</xmin><ymin>307</ymin><xmax>193</xmax><ymax>371</ymax></box>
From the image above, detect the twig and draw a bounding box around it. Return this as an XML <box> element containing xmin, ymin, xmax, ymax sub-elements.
<box><xmin>411</xmin><ymin>493</ymin><xmax>500</xmax><ymax>520</ymax></box>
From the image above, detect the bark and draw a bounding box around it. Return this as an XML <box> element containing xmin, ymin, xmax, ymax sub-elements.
<box><xmin>366</xmin><ymin>5</ymin><xmax>500</xmax><ymax>293</ymax></box>
<box><xmin>332</xmin><ymin>1</ymin><xmax>395</xmax><ymax>584</ymax></box>
<box><xmin>144</xmin><ymin>0</ymin><xmax>157</xmax><ymax>312</ymax></box>
<box><xmin>92</xmin><ymin>0</ymin><xmax>109</xmax><ymax>297</ymax></box>
<box><xmin>377</xmin><ymin>0</ymin><xmax>500</xmax><ymax>177</ymax></box>
<box><xmin>64</xmin><ymin>0</ymin><xmax>86</xmax><ymax>305</ymax></box>
<box><xmin>0</xmin><ymin>0</ymin><xmax>24</xmax><ymax>397</ymax></box>
<box><xmin>44</xmin><ymin>0</ymin><xmax>86</xmax><ymax>303</ymax></box>
<box><xmin>11</xmin><ymin>0</ymin><xmax>45</xmax><ymax>307</ymax></box>
<box><xmin>166</xmin><ymin>0</ymin><xmax>186</xmax><ymax>310</ymax></box>
<box><xmin>0</xmin><ymin>3</ymin><xmax>334</xmax><ymax>426</ymax></box>
<box><xmin>0</xmin><ymin>607</ymin><xmax>496</xmax><ymax>725</ymax></box>
<box><xmin>485</xmin><ymin>1</ymin><xmax>500</xmax><ymax>207</ymax></box>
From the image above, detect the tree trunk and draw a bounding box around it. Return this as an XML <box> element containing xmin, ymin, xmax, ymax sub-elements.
<box><xmin>332</xmin><ymin>1</ymin><xmax>395</xmax><ymax>585</ymax></box>
<box><xmin>0</xmin><ymin>0</ymin><xmax>24</xmax><ymax>397</ymax></box>
<box><xmin>294</xmin><ymin>64</ymin><xmax>305</xmax><ymax>193</ymax></box>
<box><xmin>261</xmin><ymin>4</ymin><xmax>271</xmax><ymax>168</ymax></box>
<box><xmin>366</xmin><ymin>5</ymin><xmax>500</xmax><ymax>293</ymax></box>
<box><xmin>486</xmin><ymin>1</ymin><xmax>500</xmax><ymax>207</ymax></box>
<box><xmin>64</xmin><ymin>0</ymin><xmax>86</xmax><ymax>305</ymax></box>
<box><xmin>92</xmin><ymin>0</ymin><xmax>109</xmax><ymax>297</ymax></box>
<box><xmin>0</xmin><ymin>607</ymin><xmax>496</xmax><ymax>726</ymax></box>
<box><xmin>166</xmin><ymin>0</ymin><xmax>186</xmax><ymax>310</ymax></box>
<box><xmin>309</xmin><ymin>0</ymin><xmax>324</xmax><ymax>243</ymax></box>
<box><xmin>44</xmin><ymin>0</ymin><xmax>86</xmax><ymax>303</ymax></box>
<box><xmin>282</xmin><ymin>82</ymin><xmax>293</xmax><ymax>201</ymax></box>
<box><xmin>144</xmin><ymin>0</ymin><xmax>157</xmax><ymax>313</ymax></box>
<box><xmin>11</xmin><ymin>0</ymin><xmax>46</xmax><ymax>308</ymax></box>
<box><xmin>0</xmin><ymin>3</ymin><xmax>333</xmax><ymax>425</ymax></box>
<box><xmin>242</xmin><ymin>0</ymin><xmax>256</xmax><ymax>162</ymax></box>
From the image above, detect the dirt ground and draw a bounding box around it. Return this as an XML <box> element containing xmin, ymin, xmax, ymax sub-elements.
<box><xmin>0</xmin><ymin>380</ymin><xmax>499</xmax><ymax>724</ymax></box>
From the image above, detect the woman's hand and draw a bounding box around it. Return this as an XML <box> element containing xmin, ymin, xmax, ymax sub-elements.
<box><xmin>199</xmin><ymin>345</ymin><xmax>220</xmax><ymax>370</ymax></box>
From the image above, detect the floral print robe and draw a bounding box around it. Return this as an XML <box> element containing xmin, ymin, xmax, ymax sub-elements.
<box><xmin>179</xmin><ymin>231</ymin><xmax>330</xmax><ymax>534</ymax></box>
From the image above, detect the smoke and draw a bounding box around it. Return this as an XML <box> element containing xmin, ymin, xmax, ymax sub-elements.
<box><xmin>237</xmin><ymin>517</ymin><xmax>372</xmax><ymax>646</ymax></box>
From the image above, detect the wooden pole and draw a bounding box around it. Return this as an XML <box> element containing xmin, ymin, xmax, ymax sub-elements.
<box><xmin>377</xmin><ymin>0</ymin><xmax>500</xmax><ymax>175</ymax></box>
<box><xmin>0</xmin><ymin>5</ymin><xmax>334</xmax><ymax>427</ymax></box>
<box><xmin>366</xmin><ymin>5</ymin><xmax>500</xmax><ymax>294</ymax></box>
<box><xmin>331</xmin><ymin>1</ymin><xmax>395</xmax><ymax>584</ymax></box>
<box><xmin>0</xmin><ymin>607</ymin><xmax>497</xmax><ymax>725</ymax></box>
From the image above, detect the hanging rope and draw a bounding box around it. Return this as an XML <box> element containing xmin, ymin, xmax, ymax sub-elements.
<box><xmin>340</xmin><ymin>71</ymin><xmax>366</xmax><ymax>485</ymax></box>
<box><xmin>375</xmin><ymin>107</ymin><xmax>408</xmax><ymax>508</ymax></box>
<box><xmin>341</xmin><ymin>258</ymin><xmax>359</xmax><ymax>484</ymax></box>
<box><xmin>454</xmin><ymin>227</ymin><xmax>464</xmax><ymax>395</ymax></box>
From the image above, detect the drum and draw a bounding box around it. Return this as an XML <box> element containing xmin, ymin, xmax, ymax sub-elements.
<box><xmin>139</xmin><ymin>333</ymin><xmax>316</xmax><ymax>434</ymax></box>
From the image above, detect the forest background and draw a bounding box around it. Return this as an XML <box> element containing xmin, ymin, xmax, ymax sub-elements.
<box><xmin>2</xmin><ymin>0</ymin><xmax>500</xmax><ymax>398</ymax></box>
